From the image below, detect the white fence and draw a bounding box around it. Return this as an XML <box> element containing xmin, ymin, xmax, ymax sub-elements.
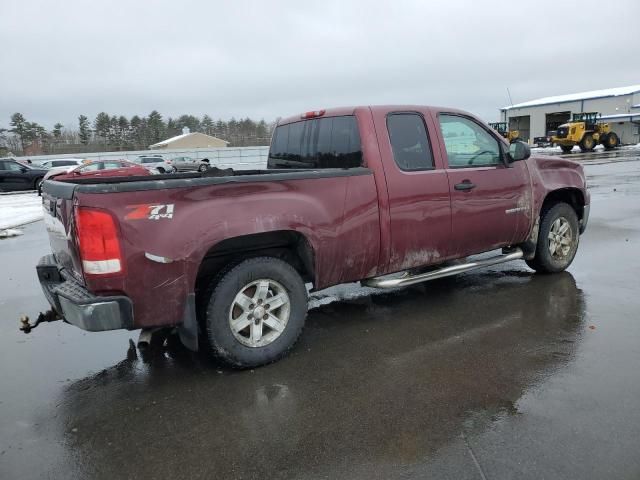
<box><xmin>22</xmin><ymin>146</ymin><xmax>270</xmax><ymax>170</ymax></box>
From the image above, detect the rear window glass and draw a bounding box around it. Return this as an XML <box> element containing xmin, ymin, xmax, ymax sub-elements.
<box><xmin>140</xmin><ymin>158</ymin><xmax>159</xmax><ymax>163</ymax></box>
<box><xmin>386</xmin><ymin>113</ymin><xmax>434</xmax><ymax>171</ymax></box>
<box><xmin>52</xmin><ymin>160</ymin><xmax>78</xmax><ymax>166</ymax></box>
<box><xmin>268</xmin><ymin>115</ymin><xmax>362</xmax><ymax>169</ymax></box>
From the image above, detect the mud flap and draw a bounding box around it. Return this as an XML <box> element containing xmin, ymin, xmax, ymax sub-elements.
<box><xmin>177</xmin><ymin>293</ymin><xmax>199</xmax><ymax>351</ymax></box>
<box><xmin>520</xmin><ymin>216</ymin><xmax>540</xmax><ymax>260</ymax></box>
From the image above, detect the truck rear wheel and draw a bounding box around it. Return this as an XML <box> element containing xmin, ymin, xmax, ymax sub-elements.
<box><xmin>602</xmin><ymin>132</ymin><xmax>619</xmax><ymax>150</ymax></box>
<box><xmin>579</xmin><ymin>134</ymin><xmax>595</xmax><ymax>152</ymax></box>
<box><xmin>560</xmin><ymin>145</ymin><xmax>573</xmax><ymax>153</ymax></box>
<box><xmin>525</xmin><ymin>202</ymin><xmax>579</xmax><ymax>274</ymax></box>
<box><xmin>203</xmin><ymin>256</ymin><xmax>308</xmax><ymax>368</ymax></box>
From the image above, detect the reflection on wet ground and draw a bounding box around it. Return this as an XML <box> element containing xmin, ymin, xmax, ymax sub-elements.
<box><xmin>1</xmin><ymin>150</ymin><xmax>640</xmax><ymax>479</ymax></box>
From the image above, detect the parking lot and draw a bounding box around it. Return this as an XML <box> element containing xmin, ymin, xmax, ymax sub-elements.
<box><xmin>1</xmin><ymin>147</ymin><xmax>640</xmax><ymax>479</ymax></box>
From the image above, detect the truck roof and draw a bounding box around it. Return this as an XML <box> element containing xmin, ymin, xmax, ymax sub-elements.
<box><xmin>277</xmin><ymin>105</ymin><xmax>468</xmax><ymax>126</ymax></box>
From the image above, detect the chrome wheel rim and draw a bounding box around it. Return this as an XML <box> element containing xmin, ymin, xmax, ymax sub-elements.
<box><xmin>548</xmin><ymin>216</ymin><xmax>573</xmax><ymax>259</ymax></box>
<box><xmin>228</xmin><ymin>279</ymin><xmax>290</xmax><ymax>348</ymax></box>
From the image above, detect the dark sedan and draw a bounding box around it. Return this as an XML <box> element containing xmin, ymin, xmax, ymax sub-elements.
<box><xmin>0</xmin><ymin>159</ymin><xmax>48</xmax><ymax>192</ymax></box>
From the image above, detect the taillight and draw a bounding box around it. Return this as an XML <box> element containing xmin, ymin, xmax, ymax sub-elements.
<box><xmin>301</xmin><ymin>110</ymin><xmax>326</xmax><ymax>119</ymax></box>
<box><xmin>75</xmin><ymin>207</ymin><xmax>124</xmax><ymax>276</ymax></box>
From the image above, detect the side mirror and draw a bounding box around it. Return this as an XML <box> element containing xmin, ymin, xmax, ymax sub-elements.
<box><xmin>508</xmin><ymin>140</ymin><xmax>531</xmax><ymax>162</ymax></box>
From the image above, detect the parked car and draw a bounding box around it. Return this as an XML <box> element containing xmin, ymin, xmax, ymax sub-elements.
<box><xmin>35</xmin><ymin>105</ymin><xmax>589</xmax><ymax>369</ymax></box>
<box><xmin>40</xmin><ymin>158</ymin><xmax>86</xmax><ymax>169</ymax></box>
<box><xmin>135</xmin><ymin>155</ymin><xmax>175</xmax><ymax>174</ymax></box>
<box><xmin>37</xmin><ymin>159</ymin><xmax>89</xmax><ymax>195</ymax></box>
<box><xmin>0</xmin><ymin>158</ymin><xmax>48</xmax><ymax>192</ymax></box>
<box><xmin>170</xmin><ymin>156</ymin><xmax>210</xmax><ymax>172</ymax></box>
<box><xmin>43</xmin><ymin>160</ymin><xmax>150</xmax><ymax>185</ymax></box>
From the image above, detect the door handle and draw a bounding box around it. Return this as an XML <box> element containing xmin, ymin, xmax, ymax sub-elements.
<box><xmin>454</xmin><ymin>180</ymin><xmax>476</xmax><ymax>191</ymax></box>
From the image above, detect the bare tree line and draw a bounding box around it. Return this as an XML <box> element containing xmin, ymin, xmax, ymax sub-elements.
<box><xmin>0</xmin><ymin>111</ymin><xmax>275</xmax><ymax>157</ymax></box>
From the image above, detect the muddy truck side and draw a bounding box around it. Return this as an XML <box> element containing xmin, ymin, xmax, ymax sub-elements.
<box><xmin>35</xmin><ymin>105</ymin><xmax>589</xmax><ymax>367</ymax></box>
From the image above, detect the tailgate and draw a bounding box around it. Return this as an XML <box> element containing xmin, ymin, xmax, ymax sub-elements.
<box><xmin>42</xmin><ymin>181</ymin><xmax>85</xmax><ymax>284</ymax></box>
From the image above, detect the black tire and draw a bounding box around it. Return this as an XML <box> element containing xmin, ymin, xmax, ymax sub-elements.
<box><xmin>579</xmin><ymin>134</ymin><xmax>595</xmax><ymax>152</ymax></box>
<box><xmin>525</xmin><ymin>202</ymin><xmax>579</xmax><ymax>274</ymax></box>
<box><xmin>560</xmin><ymin>145</ymin><xmax>573</xmax><ymax>153</ymax></box>
<box><xmin>198</xmin><ymin>164</ymin><xmax>208</xmax><ymax>172</ymax></box>
<box><xmin>203</xmin><ymin>256</ymin><xmax>308</xmax><ymax>368</ymax></box>
<box><xmin>34</xmin><ymin>177</ymin><xmax>43</xmax><ymax>194</ymax></box>
<box><xmin>157</xmin><ymin>167</ymin><xmax>166</xmax><ymax>174</ymax></box>
<box><xmin>602</xmin><ymin>132</ymin><xmax>619</xmax><ymax>150</ymax></box>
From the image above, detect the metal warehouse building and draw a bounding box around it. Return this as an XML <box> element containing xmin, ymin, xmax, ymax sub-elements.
<box><xmin>500</xmin><ymin>85</ymin><xmax>640</xmax><ymax>145</ymax></box>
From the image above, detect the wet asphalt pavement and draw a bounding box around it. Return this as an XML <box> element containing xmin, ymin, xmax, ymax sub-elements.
<box><xmin>1</xmin><ymin>148</ymin><xmax>640</xmax><ymax>479</ymax></box>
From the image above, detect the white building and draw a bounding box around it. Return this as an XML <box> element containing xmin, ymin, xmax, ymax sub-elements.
<box><xmin>500</xmin><ymin>85</ymin><xmax>640</xmax><ymax>145</ymax></box>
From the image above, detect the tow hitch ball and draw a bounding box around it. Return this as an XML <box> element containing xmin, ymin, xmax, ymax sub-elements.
<box><xmin>19</xmin><ymin>310</ymin><xmax>60</xmax><ymax>333</ymax></box>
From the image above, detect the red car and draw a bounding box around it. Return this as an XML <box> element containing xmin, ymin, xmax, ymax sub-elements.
<box><xmin>47</xmin><ymin>160</ymin><xmax>151</xmax><ymax>182</ymax></box>
<box><xmin>36</xmin><ymin>105</ymin><xmax>589</xmax><ymax>368</ymax></box>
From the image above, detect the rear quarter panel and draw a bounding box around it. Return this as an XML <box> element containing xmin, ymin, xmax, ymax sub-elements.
<box><xmin>77</xmin><ymin>173</ymin><xmax>380</xmax><ymax>329</ymax></box>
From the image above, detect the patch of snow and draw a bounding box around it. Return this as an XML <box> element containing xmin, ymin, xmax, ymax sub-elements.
<box><xmin>0</xmin><ymin>228</ymin><xmax>24</xmax><ymax>238</ymax></box>
<box><xmin>503</xmin><ymin>84</ymin><xmax>640</xmax><ymax>110</ymax></box>
<box><xmin>0</xmin><ymin>192</ymin><xmax>43</xmax><ymax>230</ymax></box>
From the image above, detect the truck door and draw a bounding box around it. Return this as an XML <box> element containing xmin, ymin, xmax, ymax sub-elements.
<box><xmin>434</xmin><ymin>113</ymin><xmax>531</xmax><ymax>255</ymax></box>
<box><xmin>373</xmin><ymin>111</ymin><xmax>452</xmax><ymax>273</ymax></box>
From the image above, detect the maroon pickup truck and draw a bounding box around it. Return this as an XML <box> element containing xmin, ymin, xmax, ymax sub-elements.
<box><xmin>35</xmin><ymin>106</ymin><xmax>589</xmax><ymax>367</ymax></box>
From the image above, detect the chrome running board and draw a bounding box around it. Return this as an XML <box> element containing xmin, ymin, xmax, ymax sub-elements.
<box><xmin>362</xmin><ymin>248</ymin><xmax>524</xmax><ymax>289</ymax></box>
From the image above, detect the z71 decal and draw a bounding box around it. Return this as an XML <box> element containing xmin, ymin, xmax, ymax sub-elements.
<box><xmin>125</xmin><ymin>204</ymin><xmax>175</xmax><ymax>220</ymax></box>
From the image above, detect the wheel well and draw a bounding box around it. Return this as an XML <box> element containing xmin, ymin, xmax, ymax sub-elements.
<box><xmin>194</xmin><ymin>230</ymin><xmax>315</xmax><ymax>296</ymax></box>
<box><xmin>542</xmin><ymin>188</ymin><xmax>585</xmax><ymax>220</ymax></box>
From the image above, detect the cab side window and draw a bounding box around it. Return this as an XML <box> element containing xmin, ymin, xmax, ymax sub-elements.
<box><xmin>386</xmin><ymin>113</ymin><xmax>434</xmax><ymax>171</ymax></box>
<box><xmin>438</xmin><ymin>115</ymin><xmax>501</xmax><ymax>167</ymax></box>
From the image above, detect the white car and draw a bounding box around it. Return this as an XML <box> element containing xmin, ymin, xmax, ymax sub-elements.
<box><xmin>135</xmin><ymin>155</ymin><xmax>175</xmax><ymax>174</ymax></box>
<box><xmin>40</xmin><ymin>158</ymin><xmax>86</xmax><ymax>170</ymax></box>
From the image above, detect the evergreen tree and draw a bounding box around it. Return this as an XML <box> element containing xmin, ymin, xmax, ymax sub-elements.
<box><xmin>78</xmin><ymin>115</ymin><xmax>91</xmax><ymax>145</ymax></box>
<box><xmin>9</xmin><ymin>113</ymin><xmax>28</xmax><ymax>152</ymax></box>
<box><xmin>118</xmin><ymin>116</ymin><xmax>130</xmax><ymax>147</ymax></box>
<box><xmin>147</xmin><ymin>110</ymin><xmax>166</xmax><ymax>144</ymax></box>
<box><xmin>52</xmin><ymin>123</ymin><xmax>64</xmax><ymax>139</ymax></box>
<box><xmin>130</xmin><ymin>115</ymin><xmax>142</xmax><ymax>148</ymax></box>
<box><xmin>93</xmin><ymin>112</ymin><xmax>111</xmax><ymax>143</ymax></box>
<box><xmin>201</xmin><ymin>115</ymin><xmax>214</xmax><ymax>135</ymax></box>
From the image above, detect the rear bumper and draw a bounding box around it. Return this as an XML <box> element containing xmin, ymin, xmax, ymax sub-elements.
<box><xmin>37</xmin><ymin>254</ymin><xmax>134</xmax><ymax>332</ymax></box>
<box><xmin>580</xmin><ymin>204</ymin><xmax>590</xmax><ymax>234</ymax></box>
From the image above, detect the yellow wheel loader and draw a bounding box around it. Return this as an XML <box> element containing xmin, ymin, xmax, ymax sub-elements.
<box><xmin>489</xmin><ymin>122</ymin><xmax>520</xmax><ymax>143</ymax></box>
<box><xmin>551</xmin><ymin>112</ymin><xmax>619</xmax><ymax>153</ymax></box>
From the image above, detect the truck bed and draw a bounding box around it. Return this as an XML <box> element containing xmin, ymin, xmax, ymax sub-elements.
<box><xmin>46</xmin><ymin>167</ymin><xmax>371</xmax><ymax>197</ymax></box>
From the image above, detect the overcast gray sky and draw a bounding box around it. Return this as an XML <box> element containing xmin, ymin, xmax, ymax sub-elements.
<box><xmin>2</xmin><ymin>0</ymin><xmax>639</xmax><ymax>128</ymax></box>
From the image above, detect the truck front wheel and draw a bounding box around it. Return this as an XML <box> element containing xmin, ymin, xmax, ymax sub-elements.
<box><xmin>526</xmin><ymin>202</ymin><xmax>579</xmax><ymax>274</ymax></box>
<box><xmin>203</xmin><ymin>257</ymin><xmax>308</xmax><ymax>368</ymax></box>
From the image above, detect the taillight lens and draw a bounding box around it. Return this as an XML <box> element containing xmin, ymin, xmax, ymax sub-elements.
<box><xmin>75</xmin><ymin>207</ymin><xmax>124</xmax><ymax>275</ymax></box>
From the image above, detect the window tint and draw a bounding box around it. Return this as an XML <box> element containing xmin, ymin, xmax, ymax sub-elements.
<box><xmin>386</xmin><ymin>113</ymin><xmax>434</xmax><ymax>171</ymax></box>
<box><xmin>438</xmin><ymin>115</ymin><xmax>501</xmax><ymax>167</ymax></box>
<box><xmin>52</xmin><ymin>160</ymin><xmax>78</xmax><ymax>167</ymax></box>
<box><xmin>268</xmin><ymin>116</ymin><xmax>362</xmax><ymax>169</ymax></box>
<box><xmin>140</xmin><ymin>158</ymin><xmax>160</xmax><ymax>164</ymax></box>
<box><xmin>80</xmin><ymin>163</ymin><xmax>101</xmax><ymax>172</ymax></box>
<box><xmin>103</xmin><ymin>162</ymin><xmax>123</xmax><ymax>170</ymax></box>
<box><xmin>5</xmin><ymin>161</ymin><xmax>24</xmax><ymax>171</ymax></box>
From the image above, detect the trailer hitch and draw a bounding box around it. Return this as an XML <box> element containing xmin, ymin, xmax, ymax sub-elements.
<box><xmin>19</xmin><ymin>309</ymin><xmax>60</xmax><ymax>333</ymax></box>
